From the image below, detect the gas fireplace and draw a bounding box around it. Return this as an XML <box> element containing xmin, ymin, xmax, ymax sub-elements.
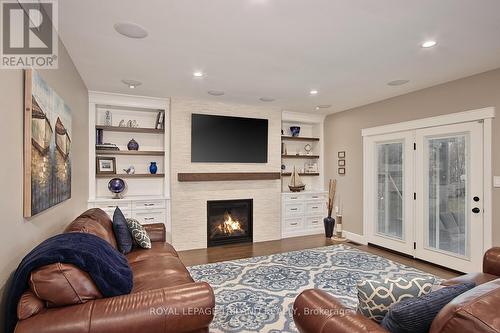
<box><xmin>207</xmin><ymin>199</ymin><xmax>253</xmax><ymax>247</ymax></box>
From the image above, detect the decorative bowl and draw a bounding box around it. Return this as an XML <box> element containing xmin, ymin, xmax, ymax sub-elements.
<box><xmin>290</xmin><ymin>126</ymin><xmax>301</xmax><ymax>137</ymax></box>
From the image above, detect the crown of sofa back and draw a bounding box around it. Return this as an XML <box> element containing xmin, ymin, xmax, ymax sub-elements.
<box><xmin>64</xmin><ymin>208</ymin><xmax>118</xmax><ymax>250</ymax></box>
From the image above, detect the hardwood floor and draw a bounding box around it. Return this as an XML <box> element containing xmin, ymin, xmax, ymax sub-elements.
<box><xmin>178</xmin><ymin>234</ymin><xmax>460</xmax><ymax>280</ymax></box>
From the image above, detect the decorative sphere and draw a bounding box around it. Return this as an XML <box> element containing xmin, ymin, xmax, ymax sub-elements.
<box><xmin>108</xmin><ymin>178</ymin><xmax>126</xmax><ymax>194</ymax></box>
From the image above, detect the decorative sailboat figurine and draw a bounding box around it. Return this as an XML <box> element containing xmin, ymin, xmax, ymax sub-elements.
<box><xmin>288</xmin><ymin>166</ymin><xmax>306</xmax><ymax>192</ymax></box>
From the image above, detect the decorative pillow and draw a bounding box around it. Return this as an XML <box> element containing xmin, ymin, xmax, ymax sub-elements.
<box><xmin>126</xmin><ymin>218</ymin><xmax>152</xmax><ymax>249</ymax></box>
<box><xmin>381</xmin><ymin>282</ymin><xmax>475</xmax><ymax>333</ymax></box>
<box><xmin>112</xmin><ymin>207</ymin><xmax>134</xmax><ymax>254</ymax></box>
<box><xmin>357</xmin><ymin>276</ymin><xmax>435</xmax><ymax>322</ymax></box>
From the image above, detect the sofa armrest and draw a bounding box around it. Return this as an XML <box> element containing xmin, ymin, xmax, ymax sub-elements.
<box><xmin>15</xmin><ymin>282</ymin><xmax>215</xmax><ymax>333</ymax></box>
<box><xmin>483</xmin><ymin>247</ymin><xmax>500</xmax><ymax>276</ymax></box>
<box><xmin>143</xmin><ymin>223</ymin><xmax>166</xmax><ymax>243</ymax></box>
<box><xmin>293</xmin><ymin>289</ymin><xmax>387</xmax><ymax>333</ymax></box>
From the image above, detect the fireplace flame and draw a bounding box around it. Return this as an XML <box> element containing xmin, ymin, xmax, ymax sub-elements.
<box><xmin>217</xmin><ymin>211</ymin><xmax>243</xmax><ymax>235</ymax></box>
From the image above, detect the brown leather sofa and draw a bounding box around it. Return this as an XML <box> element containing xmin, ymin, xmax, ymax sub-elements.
<box><xmin>14</xmin><ymin>208</ymin><xmax>215</xmax><ymax>333</ymax></box>
<box><xmin>293</xmin><ymin>247</ymin><xmax>500</xmax><ymax>333</ymax></box>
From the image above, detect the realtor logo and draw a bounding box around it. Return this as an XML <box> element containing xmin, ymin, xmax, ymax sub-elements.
<box><xmin>1</xmin><ymin>0</ymin><xmax>58</xmax><ymax>68</ymax></box>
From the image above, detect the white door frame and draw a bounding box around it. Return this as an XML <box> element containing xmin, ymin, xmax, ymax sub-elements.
<box><xmin>363</xmin><ymin>107</ymin><xmax>495</xmax><ymax>258</ymax></box>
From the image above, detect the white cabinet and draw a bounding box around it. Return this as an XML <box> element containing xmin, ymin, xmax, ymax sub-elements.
<box><xmin>89</xmin><ymin>197</ymin><xmax>169</xmax><ymax>227</ymax></box>
<box><xmin>281</xmin><ymin>191</ymin><xmax>327</xmax><ymax>238</ymax></box>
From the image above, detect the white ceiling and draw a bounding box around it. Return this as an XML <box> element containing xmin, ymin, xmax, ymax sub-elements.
<box><xmin>58</xmin><ymin>0</ymin><xmax>500</xmax><ymax>114</ymax></box>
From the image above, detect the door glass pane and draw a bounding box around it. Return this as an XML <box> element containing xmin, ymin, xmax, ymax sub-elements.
<box><xmin>376</xmin><ymin>142</ymin><xmax>404</xmax><ymax>239</ymax></box>
<box><xmin>427</xmin><ymin>135</ymin><xmax>468</xmax><ymax>256</ymax></box>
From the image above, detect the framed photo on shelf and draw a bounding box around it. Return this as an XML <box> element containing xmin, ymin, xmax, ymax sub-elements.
<box><xmin>338</xmin><ymin>159</ymin><xmax>345</xmax><ymax>166</ymax></box>
<box><xmin>338</xmin><ymin>151</ymin><xmax>345</xmax><ymax>158</ymax></box>
<box><xmin>96</xmin><ymin>156</ymin><xmax>116</xmax><ymax>174</ymax></box>
<box><xmin>338</xmin><ymin>167</ymin><xmax>345</xmax><ymax>175</ymax></box>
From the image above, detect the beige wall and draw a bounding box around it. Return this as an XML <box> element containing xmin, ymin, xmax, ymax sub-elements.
<box><xmin>0</xmin><ymin>41</ymin><xmax>88</xmax><ymax>319</ymax></box>
<box><xmin>324</xmin><ymin>68</ymin><xmax>500</xmax><ymax>245</ymax></box>
<box><xmin>170</xmin><ymin>98</ymin><xmax>282</xmax><ymax>250</ymax></box>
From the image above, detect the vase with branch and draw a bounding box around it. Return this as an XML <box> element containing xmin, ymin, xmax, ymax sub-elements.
<box><xmin>324</xmin><ymin>179</ymin><xmax>337</xmax><ymax>238</ymax></box>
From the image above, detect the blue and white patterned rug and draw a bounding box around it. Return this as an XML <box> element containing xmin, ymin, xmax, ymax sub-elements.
<box><xmin>188</xmin><ymin>244</ymin><xmax>437</xmax><ymax>333</ymax></box>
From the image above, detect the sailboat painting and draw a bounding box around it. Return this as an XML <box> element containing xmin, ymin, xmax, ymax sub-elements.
<box><xmin>24</xmin><ymin>69</ymin><xmax>72</xmax><ymax>217</ymax></box>
<box><xmin>288</xmin><ymin>166</ymin><xmax>306</xmax><ymax>192</ymax></box>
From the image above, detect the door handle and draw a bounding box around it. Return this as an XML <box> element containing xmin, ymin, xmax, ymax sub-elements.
<box><xmin>472</xmin><ymin>207</ymin><xmax>481</xmax><ymax>214</ymax></box>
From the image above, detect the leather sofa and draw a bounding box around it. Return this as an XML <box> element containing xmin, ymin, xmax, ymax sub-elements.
<box><xmin>293</xmin><ymin>247</ymin><xmax>500</xmax><ymax>333</ymax></box>
<box><xmin>14</xmin><ymin>208</ymin><xmax>215</xmax><ymax>333</ymax></box>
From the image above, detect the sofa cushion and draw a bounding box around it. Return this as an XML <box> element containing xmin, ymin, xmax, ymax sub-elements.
<box><xmin>126</xmin><ymin>218</ymin><xmax>151</xmax><ymax>249</ymax></box>
<box><xmin>17</xmin><ymin>291</ymin><xmax>44</xmax><ymax>320</ymax></box>
<box><xmin>64</xmin><ymin>208</ymin><xmax>117</xmax><ymax>250</ymax></box>
<box><xmin>381</xmin><ymin>282</ymin><xmax>475</xmax><ymax>333</ymax></box>
<box><xmin>29</xmin><ymin>263</ymin><xmax>103</xmax><ymax>308</ymax></box>
<box><xmin>126</xmin><ymin>242</ymin><xmax>178</xmax><ymax>264</ymax></box>
<box><xmin>357</xmin><ymin>276</ymin><xmax>435</xmax><ymax>322</ymax></box>
<box><xmin>130</xmin><ymin>256</ymin><xmax>194</xmax><ymax>293</ymax></box>
<box><xmin>112</xmin><ymin>207</ymin><xmax>133</xmax><ymax>254</ymax></box>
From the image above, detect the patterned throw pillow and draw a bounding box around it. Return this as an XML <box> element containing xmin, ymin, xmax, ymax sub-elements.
<box><xmin>357</xmin><ymin>277</ymin><xmax>435</xmax><ymax>322</ymax></box>
<box><xmin>125</xmin><ymin>218</ymin><xmax>152</xmax><ymax>249</ymax></box>
<box><xmin>381</xmin><ymin>282</ymin><xmax>475</xmax><ymax>333</ymax></box>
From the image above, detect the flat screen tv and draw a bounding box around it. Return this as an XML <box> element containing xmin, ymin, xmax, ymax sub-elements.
<box><xmin>191</xmin><ymin>114</ymin><xmax>268</xmax><ymax>163</ymax></box>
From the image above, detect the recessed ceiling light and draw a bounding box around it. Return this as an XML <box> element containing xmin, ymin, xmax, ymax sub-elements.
<box><xmin>316</xmin><ymin>104</ymin><xmax>332</xmax><ymax>109</ymax></box>
<box><xmin>121</xmin><ymin>79</ymin><xmax>142</xmax><ymax>89</ymax></box>
<box><xmin>309</xmin><ymin>90</ymin><xmax>319</xmax><ymax>95</ymax></box>
<box><xmin>387</xmin><ymin>79</ymin><xmax>410</xmax><ymax>86</ymax></box>
<box><xmin>193</xmin><ymin>71</ymin><xmax>204</xmax><ymax>77</ymax></box>
<box><xmin>259</xmin><ymin>97</ymin><xmax>275</xmax><ymax>102</ymax></box>
<box><xmin>114</xmin><ymin>22</ymin><xmax>148</xmax><ymax>39</ymax></box>
<box><xmin>208</xmin><ymin>90</ymin><xmax>225</xmax><ymax>96</ymax></box>
<box><xmin>421</xmin><ymin>40</ymin><xmax>437</xmax><ymax>48</ymax></box>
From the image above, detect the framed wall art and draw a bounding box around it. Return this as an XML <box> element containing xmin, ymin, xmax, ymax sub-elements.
<box><xmin>24</xmin><ymin>69</ymin><xmax>72</xmax><ymax>217</ymax></box>
<box><xmin>96</xmin><ymin>157</ymin><xmax>116</xmax><ymax>175</ymax></box>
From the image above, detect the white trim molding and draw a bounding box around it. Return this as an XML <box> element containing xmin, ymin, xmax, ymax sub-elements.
<box><xmin>345</xmin><ymin>231</ymin><xmax>368</xmax><ymax>245</ymax></box>
<box><xmin>362</xmin><ymin>107</ymin><xmax>495</xmax><ymax>137</ymax></box>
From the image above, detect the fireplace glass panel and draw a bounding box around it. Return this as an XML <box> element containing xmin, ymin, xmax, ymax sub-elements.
<box><xmin>207</xmin><ymin>199</ymin><xmax>253</xmax><ymax>247</ymax></box>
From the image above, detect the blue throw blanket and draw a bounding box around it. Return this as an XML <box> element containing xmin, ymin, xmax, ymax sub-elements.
<box><xmin>5</xmin><ymin>232</ymin><xmax>133</xmax><ymax>333</ymax></box>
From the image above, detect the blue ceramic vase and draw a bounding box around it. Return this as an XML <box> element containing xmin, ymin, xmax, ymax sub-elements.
<box><xmin>127</xmin><ymin>138</ymin><xmax>139</xmax><ymax>150</ymax></box>
<box><xmin>149</xmin><ymin>162</ymin><xmax>158</xmax><ymax>174</ymax></box>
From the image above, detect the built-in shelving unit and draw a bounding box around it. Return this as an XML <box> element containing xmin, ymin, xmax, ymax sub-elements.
<box><xmin>281</xmin><ymin>111</ymin><xmax>326</xmax><ymax>239</ymax></box>
<box><xmin>88</xmin><ymin>92</ymin><xmax>171</xmax><ymax>242</ymax></box>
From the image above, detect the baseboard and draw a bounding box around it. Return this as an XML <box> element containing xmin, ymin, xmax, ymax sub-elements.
<box><xmin>344</xmin><ymin>231</ymin><xmax>367</xmax><ymax>245</ymax></box>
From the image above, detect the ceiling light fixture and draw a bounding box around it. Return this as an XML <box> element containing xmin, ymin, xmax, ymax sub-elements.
<box><xmin>316</xmin><ymin>104</ymin><xmax>332</xmax><ymax>109</ymax></box>
<box><xmin>193</xmin><ymin>71</ymin><xmax>204</xmax><ymax>77</ymax></box>
<box><xmin>387</xmin><ymin>79</ymin><xmax>410</xmax><ymax>86</ymax></box>
<box><xmin>121</xmin><ymin>79</ymin><xmax>142</xmax><ymax>89</ymax></box>
<box><xmin>259</xmin><ymin>97</ymin><xmax>275</xmax><ymax>102</ymax></box>
<box><xmin>309</xmin><ymin>90</ymin><xmax>319</xmax><ymax>95</ymax></box>
<box><xmin>208</xmin><ymin>90</ymin><xmax>225</xmax><ymax>96</ymax></box>
<box><xmin>114</xmin><ymin>22</ymin><xmax>148</xmax><ymax>39</ymax></box>
<box><xmin>421</xmin><ymin>40</ymin><xmax>437</xmax><ymax>48</ymax></box>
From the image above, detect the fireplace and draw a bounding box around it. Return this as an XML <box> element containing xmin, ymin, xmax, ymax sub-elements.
<box><xmin>207</xmin><ymin>199</ymin><xmax>253</xmax><ymax>247</ymax></box>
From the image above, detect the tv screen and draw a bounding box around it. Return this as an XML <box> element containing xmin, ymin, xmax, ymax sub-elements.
<box><xmin>191</xmin><ymin>114</ymin><xmax>268</xmax><ymax>163</ymax></box>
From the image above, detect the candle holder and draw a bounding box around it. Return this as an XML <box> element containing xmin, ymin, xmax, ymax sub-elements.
<box><xmin>332</xmin><ymin>214</ymin><xmax>347</xmax><ymax>242</ymax></box>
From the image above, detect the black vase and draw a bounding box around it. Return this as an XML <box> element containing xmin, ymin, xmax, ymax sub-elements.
<box><xmin>324</xmin><ymin>216</ymin><xmax>335</xmax><ymax>238</ymax></box>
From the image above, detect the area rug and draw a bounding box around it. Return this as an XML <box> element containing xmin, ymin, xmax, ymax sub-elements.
<box><xmin>188</xmin><ymin>244</ymin><xmax>438</xmax><ymax>333</ymax></box>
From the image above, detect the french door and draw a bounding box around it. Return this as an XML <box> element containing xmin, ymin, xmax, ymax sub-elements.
<box><xmin>364</xmin><ymin>121</ymin><xmax>484</xmax><ymax>272</ymax></box>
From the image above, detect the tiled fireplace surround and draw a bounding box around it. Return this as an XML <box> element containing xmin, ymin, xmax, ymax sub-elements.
<box><xmin>170</xmin><ymin>98</ymin><xmax>282</xmax><ymax>251</ymax></box>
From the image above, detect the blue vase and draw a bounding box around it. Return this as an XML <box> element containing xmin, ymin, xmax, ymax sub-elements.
<box><xmin>149</xmin><ymin>162</ymin><xmax>158</xmax><ymax>174</ymax></box>
<box><xmin>127</xmin><ymin>138</ymin><xmax>139</xmax><ymax>150</ymax></box>
<box><xmin>324</xmin><ymin>216</ymin><xmax>335</xmax><ymax>238</ymax></box>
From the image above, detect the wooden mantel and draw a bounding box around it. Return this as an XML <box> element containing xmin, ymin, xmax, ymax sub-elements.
<box><xmin>177</xmin><ymin>172</ymin><xmax>281</xmax><ymax>182</ymax></box>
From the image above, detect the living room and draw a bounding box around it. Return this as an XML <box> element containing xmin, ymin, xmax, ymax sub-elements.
<box><xmin>1</xmin><ymin>1</ymin><xmax>500</xmax><ymax>333</ymax></box>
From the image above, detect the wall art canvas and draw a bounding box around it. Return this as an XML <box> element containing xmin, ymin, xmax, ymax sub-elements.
<box><xmin>24</xmin><ymin>69</ymin><xmax>72</xmax><ymax>217</ymax></box>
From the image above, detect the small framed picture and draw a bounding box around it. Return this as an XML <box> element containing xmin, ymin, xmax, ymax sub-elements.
<box><xmin>96</xmin><ymin>157</ymin><xmax>116</xmax><ymax>174</ymax></box>
<box><xmin>338</xmin><ymin>151</ymin><xmax>345</xmax><ymax>158</ymax></box>
<box><xmin>338</xmin><ymin>160</ymin><xmax>345</xmax><ymax>166</ymax></box>
<box><xmin>338</xmin><ymin>167</ymin><xmax>345</xmax><ymax>175</ymax></box>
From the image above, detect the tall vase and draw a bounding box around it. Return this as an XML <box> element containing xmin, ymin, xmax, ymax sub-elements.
<box><xmin>324</xmin><ymin>216</ymin><xmax>335</xmax><ymax>238</ymax></box>
<box><xmin>149</xmin><ymin>162</ymin><xmax>158</xmax><ymax>174</ymax></box>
